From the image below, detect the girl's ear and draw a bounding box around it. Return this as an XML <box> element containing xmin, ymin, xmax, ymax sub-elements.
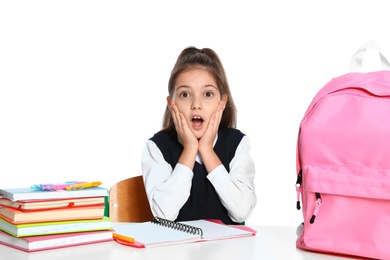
<box><xmin>167</xmin><ymin>96</ymin><xmax>172</xmax><ymax>106</ymax></box>
<box><xmin>222</xmin><ymin>94</ymin><xmax>228</xmax><ymax>102</ymax></box>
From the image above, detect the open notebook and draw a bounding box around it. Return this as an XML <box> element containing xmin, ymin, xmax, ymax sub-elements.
<box><xmin>111</xmin><ymin>217</ymin><xmax>256</xmax><ymax>248</ymax></box>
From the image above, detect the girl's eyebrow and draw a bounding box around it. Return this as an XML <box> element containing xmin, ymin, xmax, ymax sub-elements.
<box><xmin>176</xmin><ymin>85</ymin><xmax>190</xmax><ymax>91</ymax></box>
<box><xmin>204</xmin><ymin>84</ymin><xmax>218</xmax><ymax>90</ymax></box>
<box><xmin>175</xmin><ymin>84</ymin><xmax>218</xmax><ymax>92</ymax></box>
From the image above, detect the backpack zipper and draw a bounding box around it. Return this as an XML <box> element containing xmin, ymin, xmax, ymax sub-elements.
<box><xmin>295</xmin><ymin>170</ymin><xmax>302</xmax><ymax>210</ymax></box>
<box><xmin>310</xmin><ymin>192</ymin><xmax>322</xmax><ymax>224</ymax></box>
<box><xmin>296</xmin><ymin>169</ymin><xmax>322</xmax><ymax>224</ymax></box>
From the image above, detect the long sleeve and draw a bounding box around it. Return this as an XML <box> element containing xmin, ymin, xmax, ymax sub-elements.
<box><xmin>207</xmin><ymin>136</ymin><xmax>257</xmax><ymax>223</ymax></box>
<box><xmin>141</xmin><ymin>140</ymin><xmax>193</xmax><ymax>221</ymax></box>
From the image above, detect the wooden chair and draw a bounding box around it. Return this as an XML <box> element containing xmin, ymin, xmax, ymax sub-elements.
<box><xmin>109</xmin><ymin>175</ymin><xmax>153</xmax><ymax>222</ymax></box>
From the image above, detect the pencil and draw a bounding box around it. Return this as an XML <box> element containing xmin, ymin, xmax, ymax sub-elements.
<box><xmin>113</xmin><ymin>232</ymin><xmax>135</xmax><ymax>243</ymax></box>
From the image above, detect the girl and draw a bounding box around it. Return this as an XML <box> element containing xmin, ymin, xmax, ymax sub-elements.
<box><xmin>141</xmin><ymin>47</ymin><xmax>256</xmax><ymax>224</ymax></box>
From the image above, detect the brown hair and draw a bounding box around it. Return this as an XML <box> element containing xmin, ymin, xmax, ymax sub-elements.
<box><xmin>162</xmin><ymin>46</ymin><xmax>237</xmax><ymax>131</ymax></box>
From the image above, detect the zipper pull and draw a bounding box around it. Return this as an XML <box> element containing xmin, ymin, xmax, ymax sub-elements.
<box><xmin>310</xmin><ymin>192</ymin><xmax>322</xmax><ymax>224</ymax></box>
<box><xmin>296</xmin><ymin>170</ymin><xmax>302</xmax><ymax>210</ymax></box>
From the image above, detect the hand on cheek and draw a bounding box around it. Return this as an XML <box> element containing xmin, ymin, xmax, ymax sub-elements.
<box><xmin>170</xmin><ymin>101</ymin><xmax>198</xmax><ymax>149</ymax></box>
<box><xmin>199</xmin><ymin>95</ymin><xmax>227</xmax><ymax>151</ymax></box>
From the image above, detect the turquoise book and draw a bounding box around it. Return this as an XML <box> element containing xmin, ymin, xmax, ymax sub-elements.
<box><xmin>0</xmin><ymin>186</ymin><xmax>108</xmax><ymax>201</ymax></box>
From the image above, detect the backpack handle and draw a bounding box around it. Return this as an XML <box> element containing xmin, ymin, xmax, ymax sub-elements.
<box><xmin>349</xmin><ymin>40</ymin><xmax>390</xmax><ymax>72</ymax></box>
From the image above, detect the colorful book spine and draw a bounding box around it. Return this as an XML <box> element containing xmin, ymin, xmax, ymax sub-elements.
<box><xmin>0</xmin><ymin>184</ymin><xmax>112</xmax><ymax>251</ymax></box>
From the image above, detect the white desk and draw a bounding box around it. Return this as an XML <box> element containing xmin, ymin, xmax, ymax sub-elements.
<box><xmin>1</xmin><ymin>226</ymin><xmax>356</xmax><ymax>260</ymax></box>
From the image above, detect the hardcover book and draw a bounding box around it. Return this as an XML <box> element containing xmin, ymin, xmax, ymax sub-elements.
<box><xmin>0</xmin><ymin>186</ymin><xmax>108</xmax><ymax>201</ymax></box>
<box><xmin>0</xmin><ymin>229</ymin><xmax>113</xmax><ymax>252</ymax></box>
<box><xmin>0</xmin><ymin>196</ymin><xmax>105</xmax><ymax>211</ymax></box>
<box><xmin>0</xmin><ymin>205</ymin><xmax>105</xmax><ymax>224</ymax></box>
<box><xmin>0</xmin><ymin>216</ymin><xmax>112</xmax><ymax>237</ymax></box>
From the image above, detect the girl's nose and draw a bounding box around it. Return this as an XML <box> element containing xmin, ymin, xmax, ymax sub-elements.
<box><xmin>191</xmin><ymin>97</ymin><xmax>202</xmax><ymax>110</ymax></box>
<box><xmin>191</xmin><ymin>104</ymin><xmax>201</xmax><ymax>110</ymax></box>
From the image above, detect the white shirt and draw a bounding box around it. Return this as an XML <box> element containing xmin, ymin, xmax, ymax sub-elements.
<box><xmin>141</xmin><ymin>135</ymin><xmax>257</xmax><ymax>223</ymax></box>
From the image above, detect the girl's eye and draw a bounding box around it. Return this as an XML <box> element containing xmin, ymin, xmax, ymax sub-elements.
<box><xmin>179</xmin><ymin>92</ymin><xmax>190</xmax><ymax>98</ymax></box>
<box><xmin>204</xmin><ymin>91</ymin><xmax>214</xmax><ymax>98</ymax></box>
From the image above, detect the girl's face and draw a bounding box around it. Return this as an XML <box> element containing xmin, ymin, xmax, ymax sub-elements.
<box><xmin>171</xmin><ymin>68</ymin><xmax>222</xmax><ymax>139</ymax></box>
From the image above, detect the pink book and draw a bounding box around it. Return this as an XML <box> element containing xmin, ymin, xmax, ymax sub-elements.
<box><xmin>0</xmin><ymin>230</ymin><xmax>113</xmax><ymax>252</ymax></box>
<box><xmin>0</xmin><ymin>197</ymin><xmax>105</xmax><ymax>211</ymax></box>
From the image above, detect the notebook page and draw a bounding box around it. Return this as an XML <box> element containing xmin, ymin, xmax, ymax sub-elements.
<box><xmin>179</xmin><ymin>220</ymin><xmax>256</xmax><ymax>241</ymax></box>
<box><xmin>112</xmin><ymin>222</ymin><xmax>201</xmax><ymax>247</ymax></box>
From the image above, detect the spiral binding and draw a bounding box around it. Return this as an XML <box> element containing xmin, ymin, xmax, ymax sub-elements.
<box><xmin>151</xmin><ymin>216</ymin><xmax>204</xmax><ymax>238</ymax></box>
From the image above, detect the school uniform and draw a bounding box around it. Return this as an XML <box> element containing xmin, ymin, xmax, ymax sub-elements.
<box><xmin>142</xmin><ymin>128</ymin><xmax>256</xmax><ymax>224</ymax></box>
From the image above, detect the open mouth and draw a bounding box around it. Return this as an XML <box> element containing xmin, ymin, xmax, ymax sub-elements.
<box><xmin>192</xmin><ymin>116</ymin><xmax>204</xmax><ymax>129</ymax></box>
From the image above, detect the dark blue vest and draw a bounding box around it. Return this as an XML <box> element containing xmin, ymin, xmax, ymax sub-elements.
<box><xmin>150</xmin><ymin>128</ymin><xmax>244</xmax><ymax>224</ymax></box>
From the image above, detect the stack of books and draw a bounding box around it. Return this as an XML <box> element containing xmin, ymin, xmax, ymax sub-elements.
<box><xmin>0</xmin><ymin>183</ymin><xmax>113</xmax><ymax>252</ymax></box>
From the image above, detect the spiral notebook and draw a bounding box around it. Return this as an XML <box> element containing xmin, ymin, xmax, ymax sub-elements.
<box><xmin>111</xmin><ymin>217</ymin><xmax>256</xmax><ymax>248</ymax></box>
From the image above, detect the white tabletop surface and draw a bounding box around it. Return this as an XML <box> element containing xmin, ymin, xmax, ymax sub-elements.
<box><xmin>1</xmin><ymin>226</ymin><xmax>358</xmax><ymax>260</ymax></box>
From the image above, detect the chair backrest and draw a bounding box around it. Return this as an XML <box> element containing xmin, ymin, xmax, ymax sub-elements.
<box><xmin>109</xmin><ymin>175</ymin><xmax>153</xmax><ymax>222</ymax></box>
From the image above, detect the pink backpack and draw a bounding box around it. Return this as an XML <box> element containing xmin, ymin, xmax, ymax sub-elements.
<box><xmin>295</xmin><ymin>41</ymin><xmax>390</xmax><ymax>259</ymax></box>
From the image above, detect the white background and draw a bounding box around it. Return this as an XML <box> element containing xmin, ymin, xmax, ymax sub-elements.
<box><xmin>1</xmin><ymin>1</ymin><xmax>389</xmax><ymax>226</ymax></box>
